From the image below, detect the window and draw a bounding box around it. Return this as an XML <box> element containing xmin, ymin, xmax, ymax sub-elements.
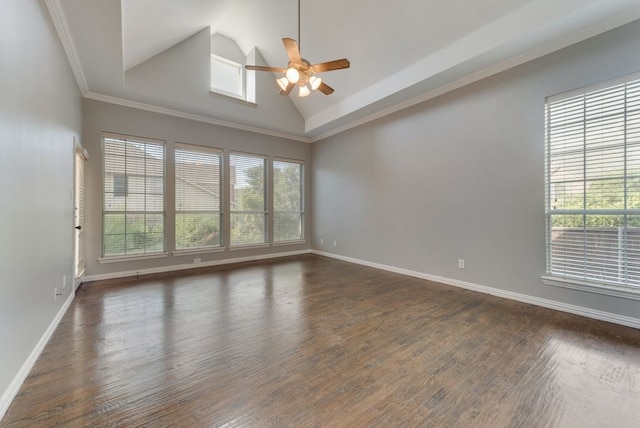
<box><xmin>230</xmin><ymin>152</ymin><xmax>267</xmax><ymax>246</ymax></box>
<box><xmin>175</xmin><ymin>144</ymin><xmax>223</xmax><ymax>250</ymax></box>
<box><xmin>273</xmin><ymin>159</ymin><xmax>304</xmax><ymax>242</ymax></box>
<box><xmin>209</xmin><ymin>33</ymin><xmax>256</xmax><ymax>103</ymax></box>
<box><xmin>210</xmin><ymin>54</ymin><xmax>243</xmax><ymax>98</ymax></box>
<box><xmin>102</xmin><ymin>133</ymin><xmax>165</xmax><ymax>257</ymax></box>
<box><xmin>545</xmin><ymin>73</ymin><xmax>640</xmax><ymax>294</ymax></box>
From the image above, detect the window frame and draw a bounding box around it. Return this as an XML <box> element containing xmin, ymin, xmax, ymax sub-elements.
<box><xmin>272</xmin><ymin>157</ymin><xmax>305</xmax><ymax>245</ymax></box>
<box><xmin>543</xmin><ymin>72</ymin><xmax>640</xmax><ymax>300</ymax></box>
<box><xmin>99</xmin><ymin>132</ymin><xmax>167</xmax><ymax>262</ymax></box>
<box><xmin>174</xmin><ymin>143</ymin><xmax>224</xmax><ymax>254</ymax></box>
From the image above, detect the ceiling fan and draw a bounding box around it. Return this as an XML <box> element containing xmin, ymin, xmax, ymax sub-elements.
<box><xmin>245</xmin><ymin>0</ymin><xmax>350</xmax><ymax>97</ymax></box>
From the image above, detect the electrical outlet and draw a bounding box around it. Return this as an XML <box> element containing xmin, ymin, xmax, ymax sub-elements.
<box><xmin>458</xmin><ymin>259</ymin><xmax>465</xmax><ymax>269</ymax></box>
<box><xmin>194</xmin><ymin>258</ymin><xmax>201</xmax><ymax>264</ymax></box>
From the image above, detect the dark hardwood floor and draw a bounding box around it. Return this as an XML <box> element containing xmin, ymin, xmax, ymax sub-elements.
<box><xmin>2</xmin><ymin>254</ymin><xmax>640</xmax><ymax>427</ymax></box>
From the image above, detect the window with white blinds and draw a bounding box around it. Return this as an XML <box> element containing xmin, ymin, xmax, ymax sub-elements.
<box><xmin>545</xmin><ymin>74</ymin><xmax>640</xmax><ymax>292</ymax></box>
<box><xmin>230</xmin><ymin>152</ymin><xmax>267</xmax><ymax>246</ymax></box>
<box><xmin>210</xmin><ymin>54</ymin><xmax>243</xmax><ymax>98</ymax></box>
<box><xmin>273</xmin><ymin>159</ymin><xmax>303</xmax><ymax>242</ymax></box>
<box><xmin>103</xmin><ymin>133</ymin><xmax>165</xmax><ymax>257</ymax></box>
<box><xmin>175</xmin><ymin>144</ymin><xmax>222</xmax><ymax>250</ymax></box>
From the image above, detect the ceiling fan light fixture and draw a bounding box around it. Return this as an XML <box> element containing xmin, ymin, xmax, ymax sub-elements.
<box><xmin>276</xmin><ymin>76</ymin><xmax>289</xmax><ymax>91</ymax></box>
<box><xmin>245</xmin><ymin>0</ymin><xmax>349</xmax><ymax>97</ymax></box>
<box><xmin>285</xmin><ymin>67</ymin><xmax>300</xmax><ymax>84</ymax></box>
<box><xmin>309</xmin><ymin>75</ymin><xmax>322</xmax><ymax>90</ymax></box>
<box><xmin>298</xmin><ymin>85</ymin><xmax>311</xmax><ymax>97</ymax></box>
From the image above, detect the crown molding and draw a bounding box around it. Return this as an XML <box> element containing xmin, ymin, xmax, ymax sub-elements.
<box><xmin>84</xmin><ymin>92</ymin><xmax>311</xmax><ymax>143</ymax></box>
<box><xmin>310</xmin><ymin>6</ymin><xmax>640</xmax><ymax>142</ymax></box>
<box><xmin>44</xmin><ymin>0</ymin><xmax>89</xmax><ymax>95</ymax></box>
<box><xmin>45</xmin><ymin>0</ymin><xmax>640</xmax><ymax>145</ymax></box>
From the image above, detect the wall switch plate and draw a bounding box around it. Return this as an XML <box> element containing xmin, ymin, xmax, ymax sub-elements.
<box><xmin>62</xmin><ymin>275</ymin><xmax>66</xmax><ymax>289</ymax></box>
<box><xmin>458</xmin><ymin>259</ymin><xmax>465</xmax><ymax>269</ymax></box>
<box><xmin>320</xmin><ymin>238</ymin><xmax>324</xmax><ymax>245</ymax></box>
<box><xmin>333</xmin><ymin>241</ymin><xmax>337</xmax><ymax>247</ymax></box>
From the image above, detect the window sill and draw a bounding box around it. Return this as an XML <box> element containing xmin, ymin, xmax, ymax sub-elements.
<box><xmin>272</xmin><ymin>239</ymin><xmax>306</xmax><ymax>247</ymax></box>
<box><xmin>98</xmin><ymin>252</ymin><xmax>169</xmax><ymax>264</ymax></box>
<box><xmin>228</xmin><ymin>243</ymin><xmax>271</xmax><ymax>251</ymax></box>
<box><xmin>209</xmin><ymin>90</ymin><xmax>257</xmax><ymax>107</ymax></box>
<box><xmin>172</xmin><ymin>247</ymin><xmax>226</xmax><ymax>257</ymax></box>
<box><xmin>542</xmin><ymin>275</ymin><xmax>640</xmax><ymax>301</ymax></box>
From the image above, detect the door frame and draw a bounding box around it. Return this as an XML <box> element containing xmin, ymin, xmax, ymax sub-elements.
<box><xmin>74</xmin><ymin>143</ymin><xmax>89</xmax><ymax>288</ymax></box>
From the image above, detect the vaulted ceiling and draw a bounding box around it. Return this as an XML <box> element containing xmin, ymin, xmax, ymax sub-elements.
<box><xmin>47</xmin><ymin>0</ymin><xmax>640</xmax><ymax>142</ymax></box>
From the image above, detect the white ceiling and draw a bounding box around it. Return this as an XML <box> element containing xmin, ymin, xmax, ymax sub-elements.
<box><xmin>48</xmin><ymin>0</ymin><xmax>640</xmax><ymax>141</ymax></box>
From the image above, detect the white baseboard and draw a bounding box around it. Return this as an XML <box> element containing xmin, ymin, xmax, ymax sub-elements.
<box><xmin>0</xmin><ymin>290</ymin><xmax>75</xmax><ymax>421</ymax></box>
<box><xmin>83</xmin><ymin>249</ymin><xmax>313</xmax><ymax>283</ymax></box>
<box><xmin>312</xmin><ymin>250</ymin><xmax>640</xmax><ymax>330</ymax></box>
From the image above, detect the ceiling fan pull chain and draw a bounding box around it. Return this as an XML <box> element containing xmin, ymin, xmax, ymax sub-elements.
<box><xmin>298</xmin><ymin>0</ymin><xmax>301</xmax><ymax>49</ymax></box>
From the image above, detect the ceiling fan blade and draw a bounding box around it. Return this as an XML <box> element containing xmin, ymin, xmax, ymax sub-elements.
<box><xmin>283</xmin><ymin>38</ymin><xmax>302</xmax><ymax>65</ymax></box>
<box><xmin>317</xmin><ymin>82</ymin><xmax>335</xmax><ymax>95</ymax></box>
<box><xmin>311</xmin><ymin>59</ymin><xmax>350</xmax><ymax>73</ymax></box>
<box><xmin>279</xmin><ymin>82</ymin><xmax>295</xmax><ymax>96</ymax></box>
<box><xmin>245</xmin><ymin>65</ymin><xmax>286</xmax><ymax>73</ymax></box>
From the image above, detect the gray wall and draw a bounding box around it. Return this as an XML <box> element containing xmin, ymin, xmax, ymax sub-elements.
<box><xmin>82</xmin><ymin>99</ymin><xmax>311</xmax><ymax>277</ymax></box>
<box><xmin>312</xmin><ymin>20</ymin><xmax>640</xmax><ymax>321</ymax></box>
<box><xmin>0</xmin><ymin>0</ymin><xmax>82</xmax><ymax>407</ymax></box>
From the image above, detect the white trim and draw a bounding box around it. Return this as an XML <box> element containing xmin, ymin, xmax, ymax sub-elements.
<box><xmin>272</xmin><ymin>240</ymin><xmax>307</xmax><ymax>247</ymax></box>
<box><xmin>0</xmin><ymin>291</ymin><xmax>75</xmax><ymax>421</ymax></box>
<box><xmin>84</xmin><ymin>92</ymin><xmax>311</xmax><ymax>144</ymax></box>
<box><xmin>308</xmin><ymin>7</ymin><xmax>640</xmax><ymax>142</ymax></box>
<box><xmin>97</xmin><ymin>252</ymin><xmax>169</xmax><ymax>264</ymax></box>
<box><xmin>311</xmin><ymin>250</ymin><xmax>640</xmax><ymax>330</ymax></box>
<box><xmin>46</xmin><ymin>0</ymin><xmax>640</xmax><ymax>144</ymax></box>
<box><xmin>84</xmin><ymin>249</ymin><xmax>312</xmax><ymax>283</ymax></box>
<box><xmin>546</xmin><ymin>70</ymin><xmax>640</xmax><ymax>103</ymax></box>
<box><xmin>44</xmin><ymin>0</ymin><xmax>89</xmax><ymax>94</ymax></box>
<box><xmin>73</xmin><ymin>275</ymin><xmax>84</xmax><ymax>291</ymax></box>
<box><xmin>172</xmin><ymin>247</ymin><xmax>226</xmax><ymax>257</ymax></box>
<box><xmin>208</xmin><ymin>89</ymin><xmax>257</xmax><ymax>106</ymax></box>
<box><xmin>227</xmin><ymin>243</ymin><xmax>271</xmax><ymax>251</ymax></box>
<box><xmin>542</xmin><ymin>275</ymin><xmax>640</xmax><ymax>301</ymax></box>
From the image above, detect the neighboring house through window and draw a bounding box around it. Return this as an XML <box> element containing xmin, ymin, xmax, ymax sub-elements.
<box><xmin>101</xmin><ymin>136</ymin><xmax>305</xmax><ymax>257</ymax></box>
<box><xmin>102</xmin><ymin>133</ymin><xmax>165</xmax><ymax>258</ymax></box>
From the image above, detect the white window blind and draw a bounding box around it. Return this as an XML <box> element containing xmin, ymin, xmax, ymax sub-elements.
<box><xmin>230</xmin><ymin>152</ymin><xmax>266</xmax><ymax>246</ymax></box>
<box><xmin>103</xmin><ymin>134</ymin><xmax>165</xmax><ymax>257</ymax></box>
<box><xmin>273</xmin><ymin>159</ymin><xmax>303</xmax><ymax>242</ymax></box>
<box><xmin>210</xmin><ymin>54</ymin><xmax>243</xmax><ymax>98</ymax></box>
<box><xmin>545</xmin><ymin>74</ymin><xmax>640</xmax><ymax>290</ymax></box>
<box><xmin>175</xmin><ymin>144</ymin><xmax>222</xmax><ymax>250</ymax></box>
